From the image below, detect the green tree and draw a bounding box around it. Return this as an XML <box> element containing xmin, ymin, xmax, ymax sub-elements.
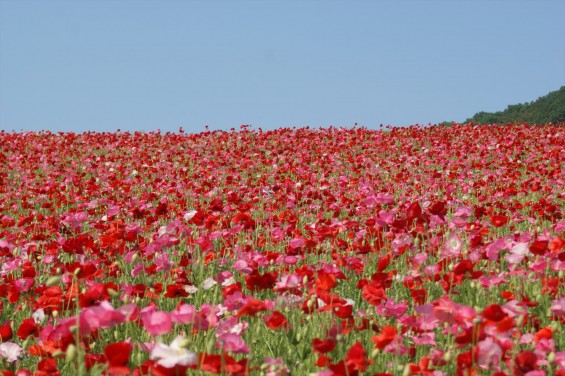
<box><xmin>466</xmin><ymin>86</ymin><xmax>565</xmax><ymax>124</ymax></box>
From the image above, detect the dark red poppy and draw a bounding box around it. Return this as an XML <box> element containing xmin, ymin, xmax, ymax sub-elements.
<box><xmin>514</xmin><ymin>351</ymin><xmax>538</xmax><ymax>376</ymax></box>
<box><xmin>312</xmin><ymin>338</ymin><xmax>336</xmax><ymax>353</ymax></box>
<box><xmin>529</xmin><ymin>240</ymin><xmax>548</xmax><ymax>256</ymax></box>
<box><xmin>482</xmin><ymin>304</ymin><xmax>507</xmax><ymax>322</ymax></box>
<box><xmin>0</xmin><ymin>321</ymin><xmax>12</xmax><ymax>341</ymax></box>
<box><xmin>245</xmin><ymin>271</ymin><xmax>278</xmax><ymax>291</ymax></box>
<box><xmin>164</xmin><ymin>284</ymin><xmax>189</xmax><ymax>298</ymax></box>
<box><xmin>104</xmin><ymin>341</ymin><xmax>132</xmax><ymax>366</ymax></box>
<box><xmin>16</xmin><ymin>318</ymin><xmax>39</xmax><ymax>339</ymax></box>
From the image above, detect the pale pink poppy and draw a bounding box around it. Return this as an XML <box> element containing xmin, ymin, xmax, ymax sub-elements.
<box><xmin>0</xmin><ymin>342</ymin><xmax>21</xmax><ymax>362</ymax></box>
<box><xmin>477</xmin><ymin>337</ymin><xmax>502</xmax><ymax>370</ymax></box>
<box><xmin>141</xmin><ymin>308</ymin><xmax>172</xmax><ymax>336</ymax></box>
<box><xmin>216</xmin><ymin>333</ymin><xmax>250</xmax><ymax>354</ymax></box>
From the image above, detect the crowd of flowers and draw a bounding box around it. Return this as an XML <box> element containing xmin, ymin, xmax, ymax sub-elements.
<box><xmin>0</xmin><ymin>123</ymin><xmax>563</xmax><ymax>375</ymax></box>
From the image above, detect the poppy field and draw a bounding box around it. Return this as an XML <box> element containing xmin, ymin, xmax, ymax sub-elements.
<box><xmin>0</xmin><ymin>123</ymin><xmax>564</xmax><ymax>376</ymax></box>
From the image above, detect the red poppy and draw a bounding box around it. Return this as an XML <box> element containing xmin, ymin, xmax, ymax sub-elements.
<box><xmin>264</xmin><ymin>311</ymin><xmax>288</xmax><ymax>330</ymax></box>
<box><xmin>35</xmin><ymin>358</ymin><xmax>60</xmax><ymax>376</ymax></box>
<box><xmin>456</xmin><ymin>349</ymin><xmax>477</xmax><ymax>376</ymax></box>
<box><xmin>411</xmin><ymin>288</ymin><xmax>427</xmax><ymax>305</ymax></box>
<box><xmin>199</xmin><ymin>353</ymin><xmax>249</xmax><ymax>375</ymax></box>
<box><xmin>377</xmin><ymin>254</ymin><xmax>391</xmax><ymax>272</ymax></box>
<box><xmin>245</xmin><ymin>271</ymin><xmax>278</xmax><ymax>291</ymax></box>
<box><xmin>529</xmin><ymin>240</ymin><xmax>548</xmax><ymax>256</ymax></box>
<box><xmin>332</xmin><ymin>303</ymin><xmax>353</xmax><ymax>319</ymax></box>
<box><xmin>514</xmin><ymin>351</ymin><xmax>538</xmax><ymax>376</ymax></box>
<box><xmin>453</xmin><ymin>260</ymin><xmax>474</xmax><ymax>275</ymax></box>
<box><xmin>362</xmin><ymin>282</ymin><xmax>387</xmax><ymax>306</ymax></box>
<box><xmin>16</xmin><ymin>318</ymin><xmax>39</xmax><ymax>340</ymax></box>
<box><xmin>36</xmin><ymin>286</ymin><xmax>63</xmax><ymax>312</ymax></box>
<box><xmin>315</xmin><ymin>354</ymin><xmax>331</xmax><ymax>367</ymax></box>
<box><xmin>0</xmin><ymin>321</ymin><xmax>13</xmax><ymax>341</ymax></box>
<box><xmin>312</xmin><ymin>338</ymin><xmax>336</xmax><ymax>353</ymax></box>
<box><xmin>482</xmin><ymin>304</ymin><xmax>507</xmax><ymax>322</ymax></box>
<box><xmin>236</xmin><ymin>299</ymin><xmax>268</xmax><ymax>318</ymax></box>
<box><xmin>84</xmin><ymin>354</ymin><xmax>106</xmax><ymax>370</ymax></box>
<box><xmin>164</xmin><ymin>284</ymin><xmax>189</xmax><ymax>298</ymax></box>
<box><xmin>315</xmin><ymin>272</ymin><xmax>337</xmax><ymax>292</ymax></box>
<box><xmin>345</xmin><ymin>342</ymin><xmax>371</xmax><ymax>372</ymax></box>
<box><xmin>79</xmin><ymin>284</ymin><xmax>106</xmax><ymax>308</ymax></box>
<box><xmin>372</xmin><ymin>325</ymin><xmax>397</xmax><ymax>350</ymax></box>
<box><xmin>534</xmin><ymin>327</ymin><xmax>552</xmax><ymax>342</ymax></box>
<box><xmin>104</xmin><ymin>341</ymin><xmax>132</xmax><ymax>367</ymax></box>
<box><xmin>490</xmin><ymin>215</ymin><xmax>509</xmax><ymax>227</ymax></box>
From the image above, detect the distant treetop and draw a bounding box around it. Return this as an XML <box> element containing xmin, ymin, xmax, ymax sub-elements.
<box><xmin>466</xmin><ymin>86</ymin><xmax>565</xmax><ymax>125</ymax></box>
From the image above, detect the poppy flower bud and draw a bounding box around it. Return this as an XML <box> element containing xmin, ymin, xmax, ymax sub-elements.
<box><xmin>52</xmin><ymin>310</ymin><xmax>58</xmax><ymax>318</ymax></box>
<box><xmin>444</xmin><ymin>351</ymin><xmax>452</xmax><ymax>361</ymax></box>
<box><xmin>206</xmin><ymin>337</ymin><xmax>215</xmax><ymax>353</ymax></box>
<box><xmin>46</xmin><ymin>276</ymin><xmax>61</xmax><ymax>287</ymax></box>
<box><xmin>370</xmin><ymin>349</ymin><xmax>379</xmax><ymax>359</ymax></box>
<box><xmin>548</xmin><ymin>352</ymin><xmax>555</xmax><ymax>363</ymax></box>
<box><xmin>306</xmin><ymin>298</ymin><xmax>315</xmax><ymax>309</ymax></box>
<box><xmin>132</xmin><ymin>253</ymin><xmax>138</xmax><ymax>262</ymax></box>
<box><xmin>302</xmin><ymin>276</ymin><xmax>308</xmax><ymax>285</ymax></box>
<box><xmin>73</xmin><ymin>267</ymin><xmax>81</xmax><ymax>276</ymax></box>
<box><xmin>66</xmin><ymin>344</ymin><xmax>76</xmax><ymax>361</ymax></box>
<box><xmin>20</xmin><ymin>337</ymin><xmax>30</xmax><ymax>350</ymax></box>
<box><xmin>177</xmin><ymin>337</ymin><xmax>191</xmax><ymax>349</ymax></box>
<box><xmin>52</xmin><ymin>350</ymin><xmax>64</xmax><ymax>358</ymax></box>
<box><xmin>107</xmin><ymin>288</ymin><xmax>119</xmax><ymax>298</ymax></box>
<box><xmin>402</xmin><ymin>364</ymin><xmax>411</xmax><ymax>376</ymax></box>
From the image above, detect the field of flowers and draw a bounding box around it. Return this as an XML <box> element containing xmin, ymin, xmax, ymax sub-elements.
<box><xmin>0</xmin><ymin>123</ymin><xmax>564</xmax><ymax>376</ymax></box>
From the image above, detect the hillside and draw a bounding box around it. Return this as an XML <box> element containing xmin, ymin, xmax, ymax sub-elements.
<box><xmin>466</xmin><ymin>86</ymin><xmax>565</xmax><ymax>124</ymax></box>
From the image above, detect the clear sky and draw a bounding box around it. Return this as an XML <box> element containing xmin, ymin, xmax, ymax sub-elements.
<box><xmin>1</xmin><ymin>0</ymin><xmax>564</xmax><ymax>133</ymax></box>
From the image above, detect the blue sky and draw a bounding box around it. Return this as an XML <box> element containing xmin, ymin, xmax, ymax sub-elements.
<box><xmin>1</xmin><ymin>1</ymin><xmax>564</xmax><ymax>133</ymax></box>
